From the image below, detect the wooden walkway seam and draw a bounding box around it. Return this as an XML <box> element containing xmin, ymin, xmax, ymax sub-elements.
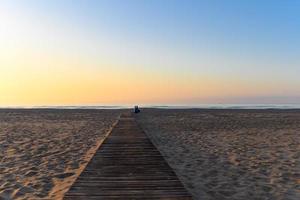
<box><xmin>64</xmin><ymin>113</ymin><xmax>193</xmax><ymax>199</ymax></box>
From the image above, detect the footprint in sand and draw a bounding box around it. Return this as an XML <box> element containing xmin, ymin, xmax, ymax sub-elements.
<box><xmin>54</xmin><ymin>172</ymin><xmax>75</xmax><ymax>179</ymax></box>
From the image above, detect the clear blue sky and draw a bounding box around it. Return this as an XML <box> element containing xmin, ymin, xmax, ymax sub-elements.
<box><xmin>1</xmin><ymin>0</ymin><xmax>299</xmax><ymax>105</ymax></box>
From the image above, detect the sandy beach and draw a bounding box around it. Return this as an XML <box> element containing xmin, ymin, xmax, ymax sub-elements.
<box><xmin>1</xmin><ymin>108</ymin><xmax>299</xmax><ymax>200</ymax></box>
<box><xmin>0</xmin><ymin>109</ymin><xmax>122</xmax><ymax>200</ymax></box>
<box><xmin>137</xmin><ymin>109</ymin><xmax>300</xmax><ymax>200</ymax></box>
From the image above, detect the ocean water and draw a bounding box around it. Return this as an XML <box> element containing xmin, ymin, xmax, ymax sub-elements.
<box><xmin>145</xmin><ymin>104</ymin><xmax>300</xmax><ymax>109</ymax></box>
<box><xmin>1</xmin><ymin>104</ymin><xmax>300</xmax><ymax>109</ymax></box>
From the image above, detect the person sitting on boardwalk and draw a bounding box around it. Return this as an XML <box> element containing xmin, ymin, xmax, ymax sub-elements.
<box><xmin>134</xmin><ymin>105</ymin><xmax>140</xmax><ymax>113</ymax></box>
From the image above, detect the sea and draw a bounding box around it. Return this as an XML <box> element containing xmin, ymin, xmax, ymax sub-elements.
<box><xmin>1</xmin><ymin>104</ymin><xmax>300</xmax><ymax>109</ymax></box>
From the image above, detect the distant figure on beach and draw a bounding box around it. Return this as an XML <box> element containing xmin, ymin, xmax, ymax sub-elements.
<box><xmin>134</xmin><ymin>105</ymin><xmax>140</xmax><ymax>113</ymax></box>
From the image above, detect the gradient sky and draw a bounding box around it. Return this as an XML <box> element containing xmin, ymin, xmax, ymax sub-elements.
<box><xmin>1</xmin><ymin>0</ymin><xmax>299</xmax><ymax>106</ymax></box>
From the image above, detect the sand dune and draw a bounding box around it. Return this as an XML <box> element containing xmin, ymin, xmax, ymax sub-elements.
<box><xmin>137</xmin><ymin>109</ymin><xmax>300</xmax><ymax>200</ymax></box>
<box><xmin>0</xmin><ymin>109</ymin><xmax>121</xmax><ymax>200</ymax></box>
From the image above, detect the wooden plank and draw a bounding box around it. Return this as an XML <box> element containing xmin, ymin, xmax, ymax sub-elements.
<box><xmin>64</xmin><ymin>113</ymin><xmax>193</xmax><ymax>199</ymax></box>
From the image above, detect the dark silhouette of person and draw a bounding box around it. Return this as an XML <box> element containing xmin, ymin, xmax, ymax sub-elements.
<box><xmin>134</xmin><ymin>105</ymin><xmax>140</xmax><ymax>113</ymax></box>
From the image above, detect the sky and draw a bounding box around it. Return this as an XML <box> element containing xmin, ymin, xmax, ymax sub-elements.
<box><xmin>0</xmin><ymin>0</ymin><xmax>299</xmax><ymax>106</ymax></box>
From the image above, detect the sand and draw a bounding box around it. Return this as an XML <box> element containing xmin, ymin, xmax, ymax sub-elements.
<box><xmin>1</xmin><ymin>108</ymin><xmax>299</xmax><ymax>200</ymax></box>
<box><xmin>0</xmin><ymin>109</ymin><xmax>122</xmax><ymax>200</ymax></box>
<box><xmin>137</xmin><ymin>109</ymin><xmax>300</xmax><ymax>200</ymax></box>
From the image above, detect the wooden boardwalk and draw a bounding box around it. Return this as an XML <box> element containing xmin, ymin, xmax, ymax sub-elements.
<box><xmin>64</xmin><ymin>113</ymin><xmax>192</xmax><ymax>200</ymax></box>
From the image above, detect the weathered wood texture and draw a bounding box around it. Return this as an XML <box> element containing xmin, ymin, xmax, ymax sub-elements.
<box><xmin>64</xmin><ymin>113</ymin><xmax>192</xmax><ymax>199</ymax></box>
